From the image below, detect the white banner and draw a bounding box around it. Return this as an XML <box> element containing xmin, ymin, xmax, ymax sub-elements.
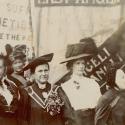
<box><xmin>0</xmin><ymin>0</ymin><xmax>34</xmax><ymax>57</ymax></box>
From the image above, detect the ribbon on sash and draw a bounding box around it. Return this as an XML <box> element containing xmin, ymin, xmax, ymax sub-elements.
<box><xmin>25</xmin><ymin>86</ymin><xmax>48</xmax><ymax>109</ymax></box>
<box><xmin>25</xmin><ymin>85</ymin><xmax>60</xmax><ymax>109</ymax></box>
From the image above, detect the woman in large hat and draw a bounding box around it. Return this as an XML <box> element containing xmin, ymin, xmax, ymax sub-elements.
<box><xmin>22</xmin><ymin>53</ymin><xmax>76</xmax><ymax>125</ymax></box>
<box><xmin>9</xmin><ymin>45</ymin><xmax>30</xmax><ymax>87</ymax></box>
<box><xmin>8</xmin><ymin>45</ymin><xmax>30</xmax><ymax>125</ymax></box>
<box><xmin>61</xmin><ymin>38</ymin><xmax>101</xmax><ymax>125</ymax></box>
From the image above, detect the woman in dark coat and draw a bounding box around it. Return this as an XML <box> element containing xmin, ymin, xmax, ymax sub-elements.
<box><xmin>22</xmin><ymin>53</ymin><xmax>76</xmax><ymax>125</ymax></box>
<box><xmin>0</xmin><ymin>55</ymin><xmax>22</xmax><ymax>125</ymax></box>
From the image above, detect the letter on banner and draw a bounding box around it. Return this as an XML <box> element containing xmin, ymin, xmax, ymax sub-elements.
<box><xmin>37</xmin><ymin>0</ymin><xmax>49</xmax><ymax>4</ymax></box>
<box><xmin>51</xmin><ymin>0</ymin><xmax>63</xmax><ymax>4</ymax></box>
<box><xmin>96</xmin><ymin>0</ymin><xmax>105</xmax><ymax>4</ymax></box>
<box><xmin>75</xmin><ymin>0</ymin><xmax>89</xmax><ymax>4</ymax></box>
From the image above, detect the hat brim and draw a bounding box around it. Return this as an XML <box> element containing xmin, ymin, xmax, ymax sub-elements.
<box><xmin>22</xmin><ymin>53</ymin><xmax>53</xmax><ymax>71</ymax></box>
<box><xmin>60</xmin><ymin>53</ymin><xmax>91</xmax><ymax>64</ymax></box>
<box><xmin>10</xmin><ymin>54</ymin><xmax>26</xmax><ymax>62</ymax></box>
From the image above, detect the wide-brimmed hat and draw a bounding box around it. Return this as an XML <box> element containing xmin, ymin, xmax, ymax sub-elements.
<box><xmin>22</xmin><ymin>53</ymin><xmax>53</xmax><ymax>71</ymax></box>
<box><xmin>60</xmin><ymin>38</ymin><xmax>98</xmax><ymax>64</ymax></box>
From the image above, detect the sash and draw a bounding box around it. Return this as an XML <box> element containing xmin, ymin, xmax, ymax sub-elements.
<box><xmin>25</xmin><ymin>85</ymin><xmax>60</xmax><ymax>109</ymax></box>
<box><xmin>3</xmin><ymin>76</ymin><xmax>17</xmax><ymax>87</ymax></box>
<box><xmin>11</xmin><ymin>73</ymin><xmax>27</xmax><ymax>86</ymax></box>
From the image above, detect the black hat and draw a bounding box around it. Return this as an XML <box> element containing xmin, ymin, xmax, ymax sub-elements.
<box><xmin>14</xmin><ymin>45</ymin><xmax>26</xmax><ymax>52</ymax></box>
<box><xmin>60</xmin><ymin>38</ymin><xmax>98</xmax><ymax>64</ymax></box>
<box><xmin>80</xmin><ymin>37</ymin><xmax>98</xmax><ymax>55</ymax></box>
<box><xmin>9</xmin><ymin>51</ymin><xmax>26</xmax><ymax>62</ymax></box>
<box><xmin>9</xmin><ymin>45</ymin><xmax>26</xmax><ymax>62</ymax></box>
<box><xmin>22</xmin><ymin>53</ymin><xmax>53</xmax><ymax>71</ymax></box>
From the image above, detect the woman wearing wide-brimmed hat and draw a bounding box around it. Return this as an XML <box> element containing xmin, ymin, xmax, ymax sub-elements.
<box><xmin>61</xmin><ymin>38</ymin><xmax>101</xmax><ymax>125</ymax></box>
<box><xmin>22</xmin><ymin>53</ymin><xmax>76</xmax><ymax>125</ymax></box>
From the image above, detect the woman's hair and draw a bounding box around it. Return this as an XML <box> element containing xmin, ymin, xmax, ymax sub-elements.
<box><xmin>11</xmin><ymin>56</ymin><xmax>26</xmax><ymax>64</ymax></box>
<box><xmin>66</xmin><ymin>57</ymin><xmax>87</xmax><ymax>72</ymax></box>
<box><xmin>30</xmin><ymin>62</ymin><xmax>50</xmax><ymax>74</ymax></box>
<box><xmin>66</xmin><ymin>61</ymin><xmax>73</xmax><ymax>71</ymax></box>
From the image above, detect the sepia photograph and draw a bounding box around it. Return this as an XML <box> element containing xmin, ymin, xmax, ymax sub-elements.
<box><xmin>0</xmin><ymin>0</ymin><xmax>125</xmax><ymax>125</ymax></box>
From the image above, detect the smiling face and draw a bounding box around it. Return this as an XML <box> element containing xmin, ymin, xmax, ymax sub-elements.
<box><xmin>12</xmin><ymin>58</ymin><xmax>25</xmax><ymax>73</ymax></box>
<box><xmin>72</xmin><ymin>58</ymin><xmax>86</xmax><ymax>76</ymax></box>
<box><xmin>34</xmin><ymin>63</ymin><xmax>49</xmax><ymax>84</ymax></box>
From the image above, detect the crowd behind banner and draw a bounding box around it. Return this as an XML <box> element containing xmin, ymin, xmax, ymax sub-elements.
<box><xmin>0</xmin><ymin>22</ymin><xmax>124</xmax><ymax>125</ymax></box>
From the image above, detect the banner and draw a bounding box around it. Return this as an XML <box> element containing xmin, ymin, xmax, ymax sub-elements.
<box><xmin>0</xmin><ymin>0</ymin><xmax>34</xmax><ymax>59</ymax></box>
<box><xmin>35</xmin><ymin>0</ymin><xmax>121</xmax><ymax>7</ymax></box>
<box><xmin>84</xmin><ymin>23</ymin><xmax>125</xmax><ymax>90</ymax></box>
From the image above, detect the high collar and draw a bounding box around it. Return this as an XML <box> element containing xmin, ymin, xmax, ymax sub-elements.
<box><xmin>71</xmin><ymin>74</ymin><xmax>87</xmax><ymax>82</ymax></box>
<box><xmin>33</xmin><ymin>82</ymin><xmax>51</xmax><ymax>93</ymax></box>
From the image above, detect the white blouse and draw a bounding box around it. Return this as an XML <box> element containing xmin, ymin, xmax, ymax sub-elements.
<box><xmin>62</xmin><ymin>75</ymin><xmax>101</xmax><ymax>110</ymax></box>
<box><xmin>0</xmin><ymin>82</ymin><xmax>13</xmax><ymax>106</ymax></box>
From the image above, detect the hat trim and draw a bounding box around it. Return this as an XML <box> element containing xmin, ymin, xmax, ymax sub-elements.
<box><xmin>60</xmin><ymin>53</ymin><xmax>91</xmax><ymax>64</ymax></box>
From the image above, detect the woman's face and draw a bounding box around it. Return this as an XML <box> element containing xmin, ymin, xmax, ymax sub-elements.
<box><xmin>12</xmin><ymin>58</ymin><xmax>25</xmax><ymax>73</ymax></box>
<box><xmin>72</xmin><ymin>58</ymin><xmax>85</xmax><ymax>76</ymax></box>
<box><xmin>34</xmin><ymin>64</ymin><xmax>49</xmax><ymax>84</ymax></box>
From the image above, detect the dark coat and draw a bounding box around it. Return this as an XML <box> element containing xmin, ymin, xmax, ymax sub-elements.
<box><xmin>95</xmin><ymin>88</ymin><xmax>125</xmax><ymax>125</ymax></box>
<box><xmin>10</xmin><ymin>73</ymin><xmax>30</xmax><ymax>88</ymax></box>
<box><xmin>0</xmin><ymin>75</ymin><xmax>21</xmax><ymax>125</ymax></box>
<box><xmin>7</xmin><ymin>75</ymin><xmax>30</xmax><ymax>125</ymax></box>
<box><xmin>25</xmin><ymin>83</ymin><xmax>76</xmax><ymax>125</ymax></box>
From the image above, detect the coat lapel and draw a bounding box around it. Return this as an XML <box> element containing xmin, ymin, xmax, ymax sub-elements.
<box><xmin>26</xmin><ymin>83</ymin><xmax>53</xmax><ymax>109</ymax></box>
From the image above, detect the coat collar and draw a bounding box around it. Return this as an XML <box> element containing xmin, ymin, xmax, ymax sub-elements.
<box><xmin>32</xmin><ymin>82</ymin><xmax>51</xmax><ymax>93</ymax></box>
